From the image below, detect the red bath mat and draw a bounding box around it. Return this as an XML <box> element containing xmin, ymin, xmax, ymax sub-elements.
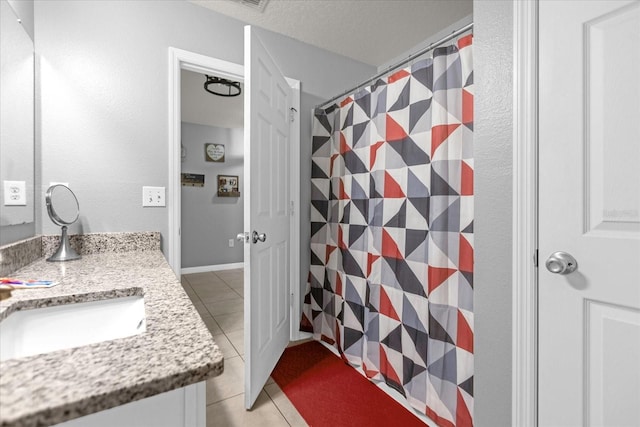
<box><xmin>271</xmin><ymin>340</ymin><xmax>426</xmax><ymax>427</ymax></box>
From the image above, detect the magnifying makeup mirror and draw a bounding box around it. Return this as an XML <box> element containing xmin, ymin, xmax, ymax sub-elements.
<box><xmin>46</xmin><ymin>184</ymin><xmax>81</xmax><ymax>262</ymax></box>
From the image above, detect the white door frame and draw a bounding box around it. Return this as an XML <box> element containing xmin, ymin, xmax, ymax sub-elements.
<box><xmin>167</xmin><ymin>47</ymin><xmax>302</xmax><ymax>340</ymax></box>
<box><xmin>512</xmin><ymin>1</ymin><xmax>539</xmax><ymax>426</ymax></box>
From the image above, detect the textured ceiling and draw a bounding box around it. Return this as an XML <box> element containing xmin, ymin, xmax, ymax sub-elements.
<box><xmin>190</xmin><ymin>0</ymin><xmax>472</xmax><ymax>67</ymax></box>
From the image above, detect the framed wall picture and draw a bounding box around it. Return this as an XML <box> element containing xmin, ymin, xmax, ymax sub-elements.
<box><xmin>217</xmin><ymin>175</ymin><xmax>240</xmax><ymax>197</ymax></box>
<box><xmin>181</xmin><ymin>173</ymin><xmax>205</xmax><ymax>187</ymax></box>
<box><xmin>205</xmin><ymin>143</ymin><xmax>225</xmax><ymax>162</ymax></box>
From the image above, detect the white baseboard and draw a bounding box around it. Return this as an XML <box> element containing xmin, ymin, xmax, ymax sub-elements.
<box><xmin>181</xmin><ymin>263</ymin><xmax>244</xmax><ymax>275</ymax></box>
<box><xmin>317</xmin><ymin>341</ymin><xmax>433</xmax><ymax>426</ymax></box>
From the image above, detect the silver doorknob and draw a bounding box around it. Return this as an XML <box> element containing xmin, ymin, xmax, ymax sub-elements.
<box><xmin>237</xmin><ymin>232</ymin><xmax>248</xmax><ymax>243</ymax></box>
<box><xmin>545</xmin><ymin>251</ymin><xmax>578</xmax><ymax>275</ymax></box>
<box><xmin>252</xmin><ymin>231</ymin><xmax>266</xmax><ymax>244</ymax></box>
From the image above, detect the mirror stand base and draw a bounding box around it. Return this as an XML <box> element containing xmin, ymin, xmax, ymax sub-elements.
<box><xmin>47</xmin><ymin>226</ymin><xmax>81</xmax><ymax>262</ymax></box>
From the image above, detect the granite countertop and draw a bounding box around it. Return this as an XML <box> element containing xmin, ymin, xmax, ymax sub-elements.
<box><xmin>0</xmin><ymin>251</ymin><xmax>223</xmax><ymax>427</ymax></box>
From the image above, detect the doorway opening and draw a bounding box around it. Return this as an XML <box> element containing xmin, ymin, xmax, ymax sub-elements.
<box><xmin>180</xmin><ymin>69</ymin><xmax>245</xmax><ymax>274</ymax></box>
<box><xmin>168</xmin><ymin>47</ymin><xmax>304</xmax><ymax>407</ymax></box>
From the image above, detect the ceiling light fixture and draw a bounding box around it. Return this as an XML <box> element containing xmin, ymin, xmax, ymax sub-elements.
<box><xmin>204</xmin><ymin>75</ymin><xmax>242</xmax><ymax>97</ymax></box>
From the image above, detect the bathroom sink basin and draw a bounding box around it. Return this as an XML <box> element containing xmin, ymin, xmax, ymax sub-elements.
<box><xmin>0</xmin><ymin>296</ymin><xmax>146</xmax><ymax>362</ymax></box>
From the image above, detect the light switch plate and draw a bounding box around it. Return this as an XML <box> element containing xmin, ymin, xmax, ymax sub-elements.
<box><xmin>3</xmin><ymin>181</ymin><xmax>27</xmax><ymax>206</ymax></box>
<box><xmin>142</xmin><ymin>186</ymin><xmax>165</xmax><ymax>207</ymax></box>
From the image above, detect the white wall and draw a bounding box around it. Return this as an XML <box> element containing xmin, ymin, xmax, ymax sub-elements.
<box><xmin>473</xmin><ymin>1</ymin><xmax>513</xmax><ymax>426</ymax></box>
<box><xmin>34</xmin><ymin>0</ymin><xmax>376</xmax><ymax>271</ymax></box>
<box><xmin>180</xmin><ymin>122</ymin><xmax>243</xmax><ymax>268</ymax></box>
<box><xmin>7</xmin><ymin>0</ymin><xmax>33</xmax><ymax>40</ymax></box>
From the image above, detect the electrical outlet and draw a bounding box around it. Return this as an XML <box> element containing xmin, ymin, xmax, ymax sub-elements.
<box><xmin>3</xmin><ymin>181</ymin><xmax>26</xmax><ymax>206</ymax></box>
<box><xmin>228</xmin><ymin>239</ymin><xmax>234</xmax><ymax>247</ymax></box>
<box><xmin>142</xmin><ymin>186</ymin><xmax>166</xmax><ymax>207</ymax></box>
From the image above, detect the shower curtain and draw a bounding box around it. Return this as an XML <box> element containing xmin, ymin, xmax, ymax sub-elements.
<box><xmin>301</xmin><ymin>35</ymin><xmax>473</xmax><ymax>427</ymax></box>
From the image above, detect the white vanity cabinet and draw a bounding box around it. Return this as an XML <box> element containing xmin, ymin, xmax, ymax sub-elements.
<box><xmin>54</xmin><ymin>382</ymin><xmax>206</xmax><ymax>427</ymax></box>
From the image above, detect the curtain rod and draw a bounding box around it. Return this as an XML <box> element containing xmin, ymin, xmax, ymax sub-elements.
<box><xmin>315</xmin><ymin>22</ymin><xmax>474</xmax><ymax>111</ymax></box>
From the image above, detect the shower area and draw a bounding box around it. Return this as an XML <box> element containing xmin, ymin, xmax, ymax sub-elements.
<box><xmin>301</xmin><ymin>30</ymin><xmax>474</xmax><ymax>427</ymax></box>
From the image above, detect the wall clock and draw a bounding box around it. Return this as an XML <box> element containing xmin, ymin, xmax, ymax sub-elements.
<box><xmin>205</xmin><ymin>143</ymin><xmax>225</xmax><ymax>162</ymax></box>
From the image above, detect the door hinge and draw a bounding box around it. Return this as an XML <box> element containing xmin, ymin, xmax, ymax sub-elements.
<box><xmin>290</xmin><ymin>200</ymin><xmax>295</xmax><ymax>216</ymax></box>
<box><xmin>534</xmin><ymin>249</ymin><xmax>539</xmax><ymax>267</ymax></box>
<box><xmin>290</xmin><ymin>293</ymin><xmax>294</xmax><ymax>307</ymax></box>
<box><xmin>289</xmin><ymin>107</ymin><xmax>297</xmax><ymax>123</ymax></box>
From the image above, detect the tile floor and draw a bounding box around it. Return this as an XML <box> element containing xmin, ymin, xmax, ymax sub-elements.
<box><xmin>181</xmin><ymin>269</ymin><xmax>308</xmax><ymax>427</ymax></box>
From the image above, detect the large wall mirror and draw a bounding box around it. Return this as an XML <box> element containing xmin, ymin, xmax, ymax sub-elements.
<box><xmin>0</xmin><ymin>0</ymin><xmax>35</xmax><ymax>245</ymax></box>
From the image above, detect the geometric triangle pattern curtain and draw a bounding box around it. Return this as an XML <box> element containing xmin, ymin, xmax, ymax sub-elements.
<box><xmin>301</xmin><ymin>35</ymin><xmax>473</xmax><ymax>427</ymax></box>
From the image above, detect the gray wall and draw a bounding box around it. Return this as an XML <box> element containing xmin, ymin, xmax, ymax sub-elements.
<box><xmin>180</xmin><ymin>122</ymin><xmax>243</xmax><ymax>268</ymax></box>
<box><xmin>34</xmin><ymin>0</ymin><xmax>376</xmax><ymax>292</ymax></box>
<box><xmin>1</xmin><ymin>0</ymin><xmax>35</xmax><ymax>245</ymax></box>
<box><xmin>473</xmin><ymin>1</ymin><xmax>513</xmax><ymax>426</ymax></box>
<box><xmin>33</xmin><ymin>1</ymin><xmax>518</xmax><ymax>424</ymax></box>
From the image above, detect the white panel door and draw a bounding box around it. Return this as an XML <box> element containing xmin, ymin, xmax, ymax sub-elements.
<box><xmin>538</xmin><ymin>1</ymin><xmax>640</xmax><ymax>426</ymax></box>
<box><xmin>243</xmin><ymin>25</ymin><xmax>291</xmax><ymax>409</ymax></box>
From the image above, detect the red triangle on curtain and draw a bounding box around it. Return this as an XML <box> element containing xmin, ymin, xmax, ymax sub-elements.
<box><xmin>379</xmin><ymin>288</ymin><xmax>401</xmax><ymax>321</ymax></box>
<box><xmin>379</xmin><ymin>347</ymin><xmax>403</xmax><ymax>386</ymax></box>
<box><xmin>462</xmin><ymin>90</ymin><xmax>473</xmax><ymax>125</ymax></box>
<box><xmin>459</xmin><ymin>234</ymin><xmax>474</xmax><ymax>273</ymax></box>
<box><xmin>339</xmin><ymin>178</ymin><xmax>350</xmax><ymax>200</ymax></box>
<box><xmin>363</xmin><ymin>361</ymin><xmax>379</xmax><ymax>379</ymax></box>
<box><xmin>370</xmin><ymin>140</ymin><xmax>385</xmax><ymax>169</ymax></box>
<box><xmin>428</xmin><ymin>266</ymin><xmax>456</xmax><ymax>293</ymax></box>
<box><xmin>431</xmin><ymin>123</ymin><xmax>461</xmax><ymax>157</ymax></box>
<box><xmin>335</xmin><ymin>271</ymin><xmax>343</xmax><ymax>296</ymax></box>
<box><xmin>386</xmin><ymin>115</ymin><xmax>408</xmax><ymax>142</ymax></box>
<box><xmin>456</xmin><ymin>310</ymin><xmax>474</xmax><ymax>353</ymax></box>
<box><xmin>384</xmin><ymin>172</ymin><xmax>406</xmax><ymax>198</ymax></box>
<box><xmin>461</xmin><ymin>161</ymin><xmax>473</xmax><ymax>196</ymax></box>
<box><xmin>426</xmin><ymin>406</ymin><xmax>456</xmax><ymax>427</ymax></box>
<box><xmin>340</xmin><ymin>132</ymin><xmax>351</xmax><ymax>154</ymax></box>
<box><xmin>456</xmin><ymin>390</ymin><xmax>473</xmax><ymax>427</ymax></box>
<box><xmin>325</xmin><ymin>245</ymin><xmax>337</xmax><ymax>263</ymax></box>
<box><xmin>367</xmin><ymin>253</ymin><xmax>380</xmax><ymax>277</ymax></box>
<box><xmin>458</xmin><ymin>34</ymin><xmax>473</xmax><ymax>49</ymax></box>
<box><xmin>382</xmin><ymin>229</ymin><xmax>403</xmax><ymax>259</ymax></box>
<box><xmin>388</xmin><ymin>69</ymin><xmax>410</xmax><ymax>83</ymax></box>
<box><xmin>337</xmin><ymin>226</ymin><xmax>347</xmax><ymax>249</ymax></box>
<box><xmin>340</xmin><ymin>96</ymin><xmax>353</xmax><ymax>107</ymax></box>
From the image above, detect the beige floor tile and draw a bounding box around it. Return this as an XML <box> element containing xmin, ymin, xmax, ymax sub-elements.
<box><xmin>200</xmin><ymin>315</ymin><xmax>223</xmax><ymax>335</ymax></box>
<box><xmin>214</xmin><ymin>269</ymin><xmax>243</xmax><ymax>280</ymax></box>
<box><xmin>264</xmin><ymin>383</ymin><xmax>308</xmax><ymax>427</ymax></box>
<box><xmin>188</xmin><ymin>275</ymin><xmax>227</xmax><ymax>287</ymax></box>
<box><xmin>225</xmin><ymin>329</ymin><xmax>245</xmax><ymax>356</ymax></box>
<box><xmin>194</xmin><ymin>285</ymin><xmax>235</xmax><ymax>299</ymax></box>
<box><xmin>214</xmin><ymin>312</ymin><xmax>244</xmax><ymax>334</ymax></box>
<box><xmin>224</xmin><ymin>278</ymin><xmax>244</xmax><ymax>289</ymax></box>
<box><xmin>190</xmin><ymin>280</ymin><xmax>231</xmax><ymax>293</ymax></box>
<box><xmin>199</xmin><ymin>288</ymin><xmax>245</xmax><ymax>304</ymax></box>
<box><xmin>231</xmin><ymin>287</ymin><xmax>244</xmax><ymax>298</ymax></box>
<box><xmin>212</xmin><ymin>334</ymin><xmax>239</xmax><ymax>359</ymax></box>
<box><xmin>183</xmin><ymin>272</ymin><xmax>216</xmax><ymax>281</ymax></box>
<box><xmin>206</xmin><ymin>355</ymin><xmax>244</xmax><ymax>404</ymax></box>
<box><xmin>183</xmin><ymin>286</ymin><xmax>200</xmax><ymax>301</ymax></box>
<box><xmin>204</xmin><ymin>298</ymin><xmax>244</xmax><ymax>316</ymax></box>
<box><xmin>192</xmin><ymin>301</ymin><xmax>207</xmax><ymax>315</ymax></box>
<box><xmin>206</xmin><ymin>391</ymin><xmax>289</xmax><ymax>427</ymax></box>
